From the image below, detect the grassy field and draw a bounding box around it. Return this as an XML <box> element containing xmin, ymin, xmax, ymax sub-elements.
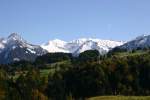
<box><xmin>12</xmin><ymin>60</ymin><xmax>71</xmax><ymax>80</ymax></box>
<box><xmin>40</xmin><ymin>68</ymin><xmax>55</xmax><ymax>77</ymax></box>
<box><xmin>88</xmin><ymin>96</ymin><xmax>150</xmax><ymax>100</ymax></box>
<box><xmin>113</xmin><ymin>50</ymin><xmax>148</xmax><ymax>57</ymax></box>
<box><xmin>40</xmin><ymin>60</ymin><xmax>71</xmax><ymax>77</ymax></box>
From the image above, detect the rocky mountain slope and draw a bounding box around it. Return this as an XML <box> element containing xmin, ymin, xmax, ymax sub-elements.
<box><xmin>0</xmin><ymin>33</ymin><xmax>47</xmax><ymax>64</ymax></box>
<box><xmin>115</xmin><ymin>34</ymin><xmax>150</xmax><ymax>51</ymax></box>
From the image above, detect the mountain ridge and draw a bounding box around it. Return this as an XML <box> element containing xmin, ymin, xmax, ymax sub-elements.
<box><xmin>42</xmin><ymin>38</ymin><xmax>124</xmax><ymax>55</ymax></box>
<box><xmin>2</xmin><ymin>33</ymin><xmax>150</xmax><ymax>64</ymax></box>
<box><xmin>114</xmin><ymin>34</ymin><xmax>150</xmax><ymax>51</ymax></box>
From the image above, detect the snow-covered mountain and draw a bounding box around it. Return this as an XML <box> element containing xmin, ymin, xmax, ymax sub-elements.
<box><xmin>2</xmin><ymin>33</ymin><xmax>150</xmax><ymax>64</ymax></box>
<box><xmin>41</xmin><ymin>38</ymin><xmax>124</xmax><ymax>55</ymax></box>
<box><xmin>0</xmin><ymin>33</ymin><xmax>125</xmax><ymax>64</ymax></box>
<box><xmin>116</xmin><ymin>34</ymin><xmax>150</xmax><ymax>51</ymax></box>
<box><xmin>0</xmin><ymin>33</ymin><xmax>47</xmax><ymax>64</ymax></box>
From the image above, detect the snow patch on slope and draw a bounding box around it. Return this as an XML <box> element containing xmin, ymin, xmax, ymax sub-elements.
<box><xmin>41</xmin><ymin>39</ymin><xmax>69</xmax><ymax>53</ymax></box>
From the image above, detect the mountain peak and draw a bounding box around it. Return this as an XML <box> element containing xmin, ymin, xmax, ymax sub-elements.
<box><xmin>135</xmin><ymin>34</ymin><xmax>149</xmax><ymax>40</ymax></box>
<box><xmin>7</xmin><ymin>33</ymin><xmax>25</xmax><ymax>42</ymax></box>
<box><xmin>51</xmin><ymin>39</ymin><xmax>66</xmax><ymax>43</ymax></box>
<box><xmin>0</xmin><ymin>33</ymin><xmax>47</xmax><ymax>64</ymax></box>
<box><xmin>8</xmin><ymin>33</ymin><xmax>20</xmax><ymax>38</ymax></box>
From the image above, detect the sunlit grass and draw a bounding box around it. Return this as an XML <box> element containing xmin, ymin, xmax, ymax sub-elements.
<box><xmin>88</xmin><ymin>96</ymin><xmax>150</xmax><ymax>100</ymax></box>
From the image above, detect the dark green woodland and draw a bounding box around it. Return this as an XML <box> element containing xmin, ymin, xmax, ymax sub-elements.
<box><xmin>0</xmin><ymin>49</ymin><xmax>150</xmax><ymax>100</ymax></box>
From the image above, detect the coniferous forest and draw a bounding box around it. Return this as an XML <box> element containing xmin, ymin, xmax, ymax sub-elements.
<box><xmin>0</xmin><ymin>49</ymin><xmax>150</xmax><ymax>100</ymax></box>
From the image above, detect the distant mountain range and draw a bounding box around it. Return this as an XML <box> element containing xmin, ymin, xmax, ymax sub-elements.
<box><xmin>1</xmin><ymin>33</ymin><xmax>150</xmax><ymax>64</ymax></box>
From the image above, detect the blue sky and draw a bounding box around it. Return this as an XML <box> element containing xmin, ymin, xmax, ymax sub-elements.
<box><xmin>0</xmin><ymin>0</ymin><xmax>150</xmax><ymax>44</ymax></box>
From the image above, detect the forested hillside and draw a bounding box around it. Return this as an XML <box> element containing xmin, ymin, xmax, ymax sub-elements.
<box><xmin>0</xmin><ymin>49</ymin><xmax>150</xmax><ymax>100</ymax></box>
